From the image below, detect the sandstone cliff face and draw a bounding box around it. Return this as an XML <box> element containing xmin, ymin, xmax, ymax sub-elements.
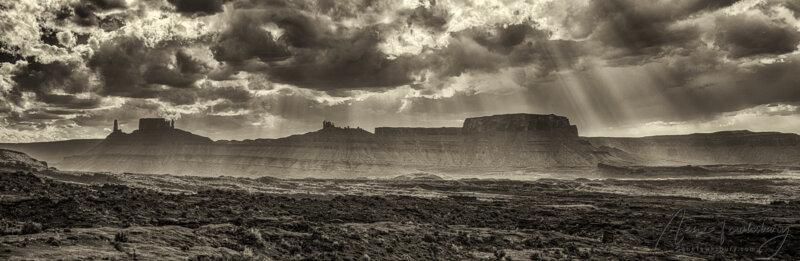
<box><xmin>463</xmin><ymin>114</ymin><xmax>578</xmax><ymax>135</ymax></box>
<box><xmin>588</xmin><ymin>130</ymin><xmax>800</xmax><ymax>165</ymax></box>
<box><xmin>57</xmin><ymin>114</ymin><xmax>631</xmax><ymax>177</ymax></box>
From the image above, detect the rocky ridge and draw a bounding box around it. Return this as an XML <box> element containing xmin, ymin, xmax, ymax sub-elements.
<box><xmin>0</xmin><ymin>149</ymin><xmax>49</xmax><ymax>171</ymax></box>
<box><xmin>58</xmin><ymin>114</ymin><xmax>633</xmax><ymax>177</ymax></box>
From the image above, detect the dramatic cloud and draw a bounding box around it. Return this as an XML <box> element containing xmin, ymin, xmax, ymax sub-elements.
<box><xmin>714</xmin><ymin>13</ymin><xmax>800</xmax><ymax>58</ymax></box>
<box><xmin>2</xmin><ymin>0</ymin><xmax>800</xmax><ymax>142</ymax></box>
<box><xmin>265</xmin><ymin>26</ymin><xmax>419</xmax><ymax>90</ymax></box>
<box><xmin>89</xmin><ymin>37</ymin><xmax>209</xmax><ymax>98</ymax></box>
<box><xmin>8</xmin><ymin>57</ymin><xmax>99</xmax><ymax>110</ymax></box>
<box><xmin>211</xmin><ymin>11</ymin><xmax>290</xmax><ymax>63</ymax></box>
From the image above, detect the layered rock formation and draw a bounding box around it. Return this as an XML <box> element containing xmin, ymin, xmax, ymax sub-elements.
<box><xmin>56</xmin><ymin>114</ymin><xmax>634</xmax><ymax>177</ymax></box>
<box><xmin>462</xmin><ymin>114</ymin><xmax>578</xmax><ymax>135</ymax></box>
<box><xmin>588</xmin><ymin>130</ymin><xmax>800</xmax><ymax>165</ymax></box>
<box><xmin>8</xmin><ymin>115</ymin><xmax>799</xmax><ymax>177</ymax></box>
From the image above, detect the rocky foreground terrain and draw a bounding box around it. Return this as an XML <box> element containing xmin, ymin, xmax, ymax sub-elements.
<box><xmin>1</xmin><ymin>150</ymin><xmax>799</xmax><ymax>260</ymax></box>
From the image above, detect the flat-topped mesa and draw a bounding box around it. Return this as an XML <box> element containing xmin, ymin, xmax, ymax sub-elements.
<box><xmin>104</xmin><ymin>118</ymin><xmax>211</xmax><ymax>144</ymax></box>
<box><xmin>375</xmin><ymin>114</ymin><xmax>578</xmax><ymax>137</ymax></box>
<box><xmin>138</xmin><ymin>118</ymin><xmax>174</xmax><ymax>131</ymax></box>
<box><xmin>60</xmin><ymin>113</ymin><xmax>635</xmax><ymax>176</ymax></box>
<box><xmin>462</xmin><ymin>113</ymin><xmax>578</xmax><ymax>136</ymax></box>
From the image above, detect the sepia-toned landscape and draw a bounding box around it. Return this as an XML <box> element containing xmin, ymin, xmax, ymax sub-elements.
<box><xmin>3</xmin><ymin>0</ymin><xmax>800</xmax><ymax>259</ymax></box>
<box><xmin>1</xmin><ymin>114</ymin><xmax>799</xmax><ymax>260</ymax></box>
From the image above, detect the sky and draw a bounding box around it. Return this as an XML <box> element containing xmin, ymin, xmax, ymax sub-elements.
<box><xmin>1</xmin><ymin>0</ymin><xmax>800</xmax><ymax>142</ymax></box>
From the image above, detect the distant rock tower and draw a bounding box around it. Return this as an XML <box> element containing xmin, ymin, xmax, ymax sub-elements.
<box><xmin>113</xmin><ymin>119</ymin><xmax>121</xmax><ymax>133</ymax></box>
<box><xmin>322</xmin><ymin>120</ymin><xmax>335</xmax><ymax>130</ymax></box>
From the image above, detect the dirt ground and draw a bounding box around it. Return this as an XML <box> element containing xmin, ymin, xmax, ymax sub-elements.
<box><xmin>1</xmin><ymin>169</ymin><xmax>799</xmax><ymax>260</ymax></box>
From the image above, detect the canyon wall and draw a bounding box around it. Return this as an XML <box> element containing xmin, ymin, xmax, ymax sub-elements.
<box><xmin>588</xmin><ymin>130</ymin><xmax>800</xmax><ymax>166</ymax></box>
<box><xmin>463</xmin><ymin>114</ymin><xmax>578</xmax><ymax>136</ymax></box>
<box><xmin>8</xmin><ymin>114</ymin><xmax>799</xmax><ymax>178</ymax></box>
<box><xmin>56</xmin><ymin>114</ymin><xmax>633</xmax><ymax>177</ymax></box>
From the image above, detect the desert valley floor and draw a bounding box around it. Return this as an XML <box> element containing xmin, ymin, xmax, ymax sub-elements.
<box><xmin>2</xmin><ymin>164</ymin><xmax>799</xmax><ymax>260</ymax></box>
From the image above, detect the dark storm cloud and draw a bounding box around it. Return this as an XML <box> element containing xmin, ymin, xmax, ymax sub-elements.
<box><xmin>431</xmin><ymin>35</ymin><xmax>506</xmax><ymax>76</ymax></box>
<box><xmin>214</xmin><ymin>7</ymin><xmax>568</xmax><ymax>91</ymax></box>
<box><xmin>400</xmin><ymin>5</ymin><xmax>450</xmax><ymax>30</ymax></box>
<box><xmin>430</xmin><ymin>24</ymin><xmax>584</xmax><ymax>78</ymax></box>
<box><xmin>71</xmin><ymin>0</ymin><xmax>128</xmax><ymax>27</ymax></box>
<box><xmin>0</xmin><ymin>43</ymin><xmax>23</xmax><ymax>64</ymax></box>
<box><xmin>714</xmin><ymin>14</ymin><xmax>800</xmax><ymax>58</ymax></box>
<box><xmin>211</xmin><ymin>5</ymin><xmax>421</xmax><ymax>90</ymax></box>
<box><xmin>266</xmin><ymin>26</ymin><xmax>418</xmax><ymax>90</ymax></box>
<box><xmin>715</xmin><ymin>58</ymin><xmax>800</xmax><ymax>109</ymax></box>
<box><xmin>158</xmin><ymin>88</ymin><xmax>199</xmax><ymax>105</ymax></box>
<box><xmin>89</xmin><ymin>37</ymin><xmax>208</xmax><ymax>100</ymax></box>
<box><xmin>85</xmin><ymin>0</ymin><xmax>127</xmax><ymax>10</ymax></box>
<box><xmin>577</xmin><ymin>0</ymin><xmax>740</xmax><ymax>63</ymax></box>
<box><xmin>785</xmin><ymin>1</ymin><xmax>800</xmax><ymax>17</ymax></box>
<box><xmin>8</xmin><ymin>58</ymin><xmax>97</xmax><ymax>109</ymax></box>
<box><xmin>89</xmin><ymin>37</ymin><xmax>154</xmax><ymax>97</ymax></box>
<box><xmin>39</xmin><ymin>27</ymin><xmax>63</xmax><ymax>47</ymax></box>
<box><xmin>72</xmin><ymin>4</ymin><xmax>100</xmax><ymax>27</ymax></box>
<box><xmin>168</xmin><ymin>0</ymin><xmax>225</xmax><ymax>15</ymax></box>
<box><xmin>612</xmin><ymin>55</ymin><xmax>800</xmax><ymax>122</ymax></box>
<box><xmin>212</xmin><ymin>12</ymin><xmax>290</xmax><ymax>63</ymax></box>
<box><xmin>99</xmin><ymin>13</ymin><xmax>127</xmax><ymax>31</ymax></box>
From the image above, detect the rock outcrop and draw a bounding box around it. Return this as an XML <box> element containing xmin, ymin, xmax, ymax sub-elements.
<box><xmin>0</xmin><ymin>149</ymin><xmax>50</xmax><ymax>171</ymax></box>
<box><xmin>462</xmin><ymin>114</ymin><xmax>578</xmax><ymax>136</ymax></box>
<box><xmin>105</xmin><ymin>118</ymin><xmax>211</xmax><ymax>145</ymax></box>
<box><xmin>104</xmin><ymin>127</ymin><xmax>212</xmax><ymax>145</ymax></box>
<box><xmin>56</xmin><ymin>114</ymin><xmax>634</xmax><ymax>177</ymax></box>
